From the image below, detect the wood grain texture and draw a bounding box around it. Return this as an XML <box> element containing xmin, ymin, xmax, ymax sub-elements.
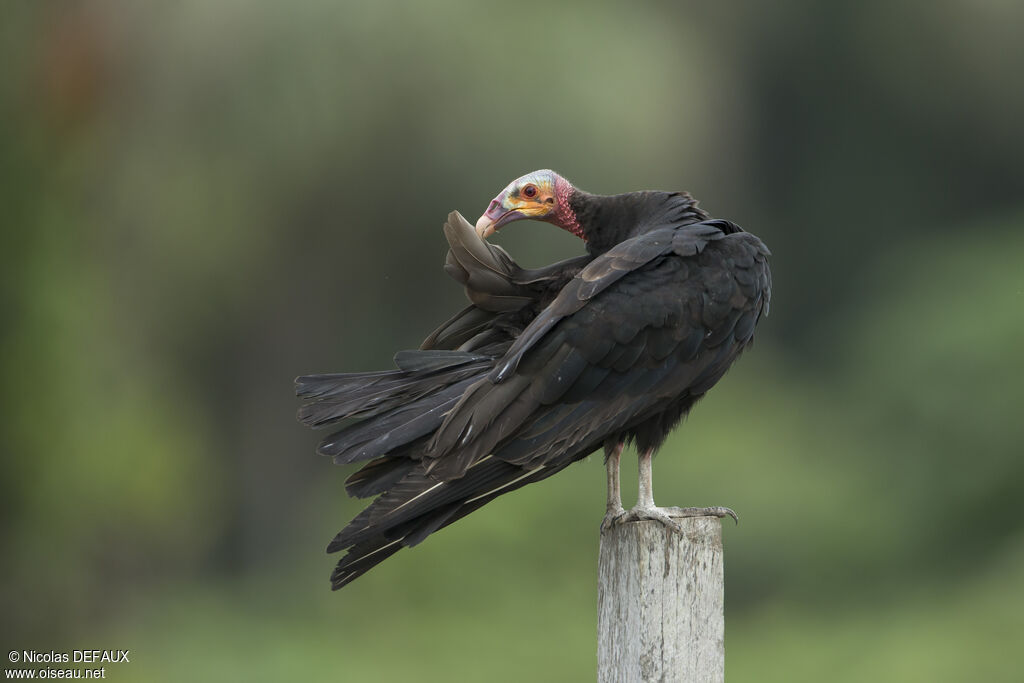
<box><xmin>598</xmin><ymin>516</ymin><xmax>724</xmax><ymax>683</ymax></box>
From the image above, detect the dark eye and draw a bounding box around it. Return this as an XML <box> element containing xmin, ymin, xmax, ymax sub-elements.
<box><xmin>521</xmin><ymin>184</ymin><xmax>538</xmax><ymax>199</ymax></box>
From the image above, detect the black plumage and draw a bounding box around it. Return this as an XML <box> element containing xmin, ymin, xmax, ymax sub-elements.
<box><xmin>296</xmin><ymin>171</ymin><xmax>771</xmax><ymax>589</ymax></box>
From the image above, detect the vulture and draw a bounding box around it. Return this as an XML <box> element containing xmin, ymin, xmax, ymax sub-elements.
<box><xmin>296</xmin><ymin>170</ymin><xmax>771</xmax><ymax>590</ymax></box>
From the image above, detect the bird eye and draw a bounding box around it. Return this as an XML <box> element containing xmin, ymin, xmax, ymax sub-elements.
<box><xmin>521</xmin><ymin>184</ymin><xmax>538</xmax><ymax>199</ymax></box>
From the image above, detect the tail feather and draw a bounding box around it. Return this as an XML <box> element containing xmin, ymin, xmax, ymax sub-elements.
<box><xmin>296</xmin><ymin>371</ymin><xmax>415</xmax><ymax>426</ymax></box>
<box><xmin>400</xmin><ymin>503</ymin><xmax>462</xmax><ymax>547</ymax></box>
<box><xmin>329</xmin><ymin>457</ymin><xmax>526</xmax><ymax>551</ymax></box>
<box><xmin>317</xmin><ymin>378</ymin><xmax>474</xmax><ymax>462</ymax></box>
<box><xmin>330</xmin><ymin>537</ymin><xmax>404</xmax><ymax>590</ymax></box>
<box><xmin>327</xmin><ymin>460</ymin><xmax>569</xmax><ymax>590</ymax></box>
<box><xmin>295</xmin><ymin>369</ymin><xmax>400</xmax><ymax>400</ymax></box>
<box><xmin>296</xmin><ymin>351</ymin><xmax>491</xmax><ymax>428</ymax></box>
<box><xmin>393</xmin><ymin>349</ymin><xmax>489</xmax><ymax>373</ymax></box>
<box><xmin>344</xmin><ymin>456</ymin><xmax>418</xmax><ymax>499</ymax></box>
<box><xmin>421</xmin><ymin>305</ymin><xmax>500</xmax><ymax>351</ymax></box>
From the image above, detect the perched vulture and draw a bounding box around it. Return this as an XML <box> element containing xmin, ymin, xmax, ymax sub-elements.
<box><xmin>296</xmin><ymin>170</ymin><xmax>771</xmax><ymax>589</ymax></box>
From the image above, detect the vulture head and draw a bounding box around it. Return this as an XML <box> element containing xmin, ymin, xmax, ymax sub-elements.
<box><xmin>475</xmin><ymin>169</ymin><xmax>583</xmax><ymax>240</ymax></box>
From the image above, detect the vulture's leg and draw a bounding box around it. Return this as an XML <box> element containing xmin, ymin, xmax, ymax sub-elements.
<box><xmin>599</xmin><ymin>441</ymin><xmax>625</xmax><ymax>532</ymax></box>
<box><xmin>616</xmin><ymin>448</ymin><xmax>739</xmax><ymax>531</ymax></box>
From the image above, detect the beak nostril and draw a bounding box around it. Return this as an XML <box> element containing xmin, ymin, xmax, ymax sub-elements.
<box><xmin>484</xmin><ymin>195</ymin><xmax>509</xmax><ymax>221</ymax></box>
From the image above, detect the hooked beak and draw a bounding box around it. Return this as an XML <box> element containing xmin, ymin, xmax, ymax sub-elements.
<box><xmin>475</xmin><ymin>193</ymin><xmax>522</xmax><ymax>239</ymax></box>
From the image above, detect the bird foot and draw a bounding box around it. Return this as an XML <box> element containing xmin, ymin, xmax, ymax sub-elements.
<box><xmin>600</xmin><ymin>506</ymin><xmax>626</xmax><ymax>533</ymax></box>
<box><xmin>602</xmin><ymin>505</ymin><xmax>739</xmax><ymax>533</ymax></box>
<box><xmin>614</xmin><ymin>505</ymin><xmax>685</xmax><ymax>532</ymax></box>
<box><xmin>664</xmin><ymin>506</ymin><xmax>739</xmax><ymax>525</ymax></box>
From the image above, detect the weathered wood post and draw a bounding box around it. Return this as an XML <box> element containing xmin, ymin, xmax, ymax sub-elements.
<box><xmin>598</xmin><ymin>515</ymin><xmax>725</xmax><ymax>683</ymax></box>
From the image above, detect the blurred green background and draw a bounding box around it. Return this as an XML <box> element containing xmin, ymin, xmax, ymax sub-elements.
<box><xmin>3</xmin><ymin>2</ymin><xmax>1023</xmax><ymax>681</ymax></box>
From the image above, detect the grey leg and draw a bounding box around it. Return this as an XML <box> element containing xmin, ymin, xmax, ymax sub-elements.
<box><xmin>615</xmin><ymin>448</ymin><xmax>738</xmax><ymax>531</ymax></box>
<box><xmin>600</xmin><ymin>442</ymin><xmax>625</xmax><ymax>532</ymax></box>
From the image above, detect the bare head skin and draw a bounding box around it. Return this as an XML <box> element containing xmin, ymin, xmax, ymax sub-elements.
<box><xmin>475</xmin><ymin>169</ymin><xmax>583</xmax><ymax>240</ymax></box>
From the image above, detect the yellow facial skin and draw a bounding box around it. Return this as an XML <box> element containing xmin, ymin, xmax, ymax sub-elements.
<box><xmin>504</xmin><ymin>176</ymin><xmax>557</xmax><ymax>218</ymax></box>
<box><xmin>475</xmin><ymin>170</ymin><xmax>559</xmax><ymax>238</ymax></box>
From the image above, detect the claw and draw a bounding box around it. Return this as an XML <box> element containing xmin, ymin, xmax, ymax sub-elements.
<box><xmin>609</xmin><ymin>505</ymin><xmax>682</xmax><ymax>532</ymax></box>
<box><xmin>664</xmin><ymin>505</ymin><xmax>739</xmax><ymax>525</ymax></box>
<box><xmin>600</xmin><ymin>507</ymin><xmax>625</xmax><ymax>533</ymax></box>
<box><xmin>601</xmin><ymin>505</ymin><xmax>739</xmax><ymax>534</ymax></box>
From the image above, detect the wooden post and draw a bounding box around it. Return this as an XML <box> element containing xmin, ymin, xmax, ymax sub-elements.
<box><xmin>598</xmin><ymin>515</ymin><xmax>725</xmax><ymax>683</ymax></box>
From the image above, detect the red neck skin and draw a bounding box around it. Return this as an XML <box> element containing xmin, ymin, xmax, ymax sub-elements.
<box><xmin>553</xmin><ymin>176</ymin><xmax>585</xmax><ymax>240</ymax></box>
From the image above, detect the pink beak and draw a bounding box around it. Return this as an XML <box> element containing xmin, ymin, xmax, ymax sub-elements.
<box><xmin>475</xmin><ymin>192</ymin><xmax>520</xmax><ymax>238</ymax></box>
